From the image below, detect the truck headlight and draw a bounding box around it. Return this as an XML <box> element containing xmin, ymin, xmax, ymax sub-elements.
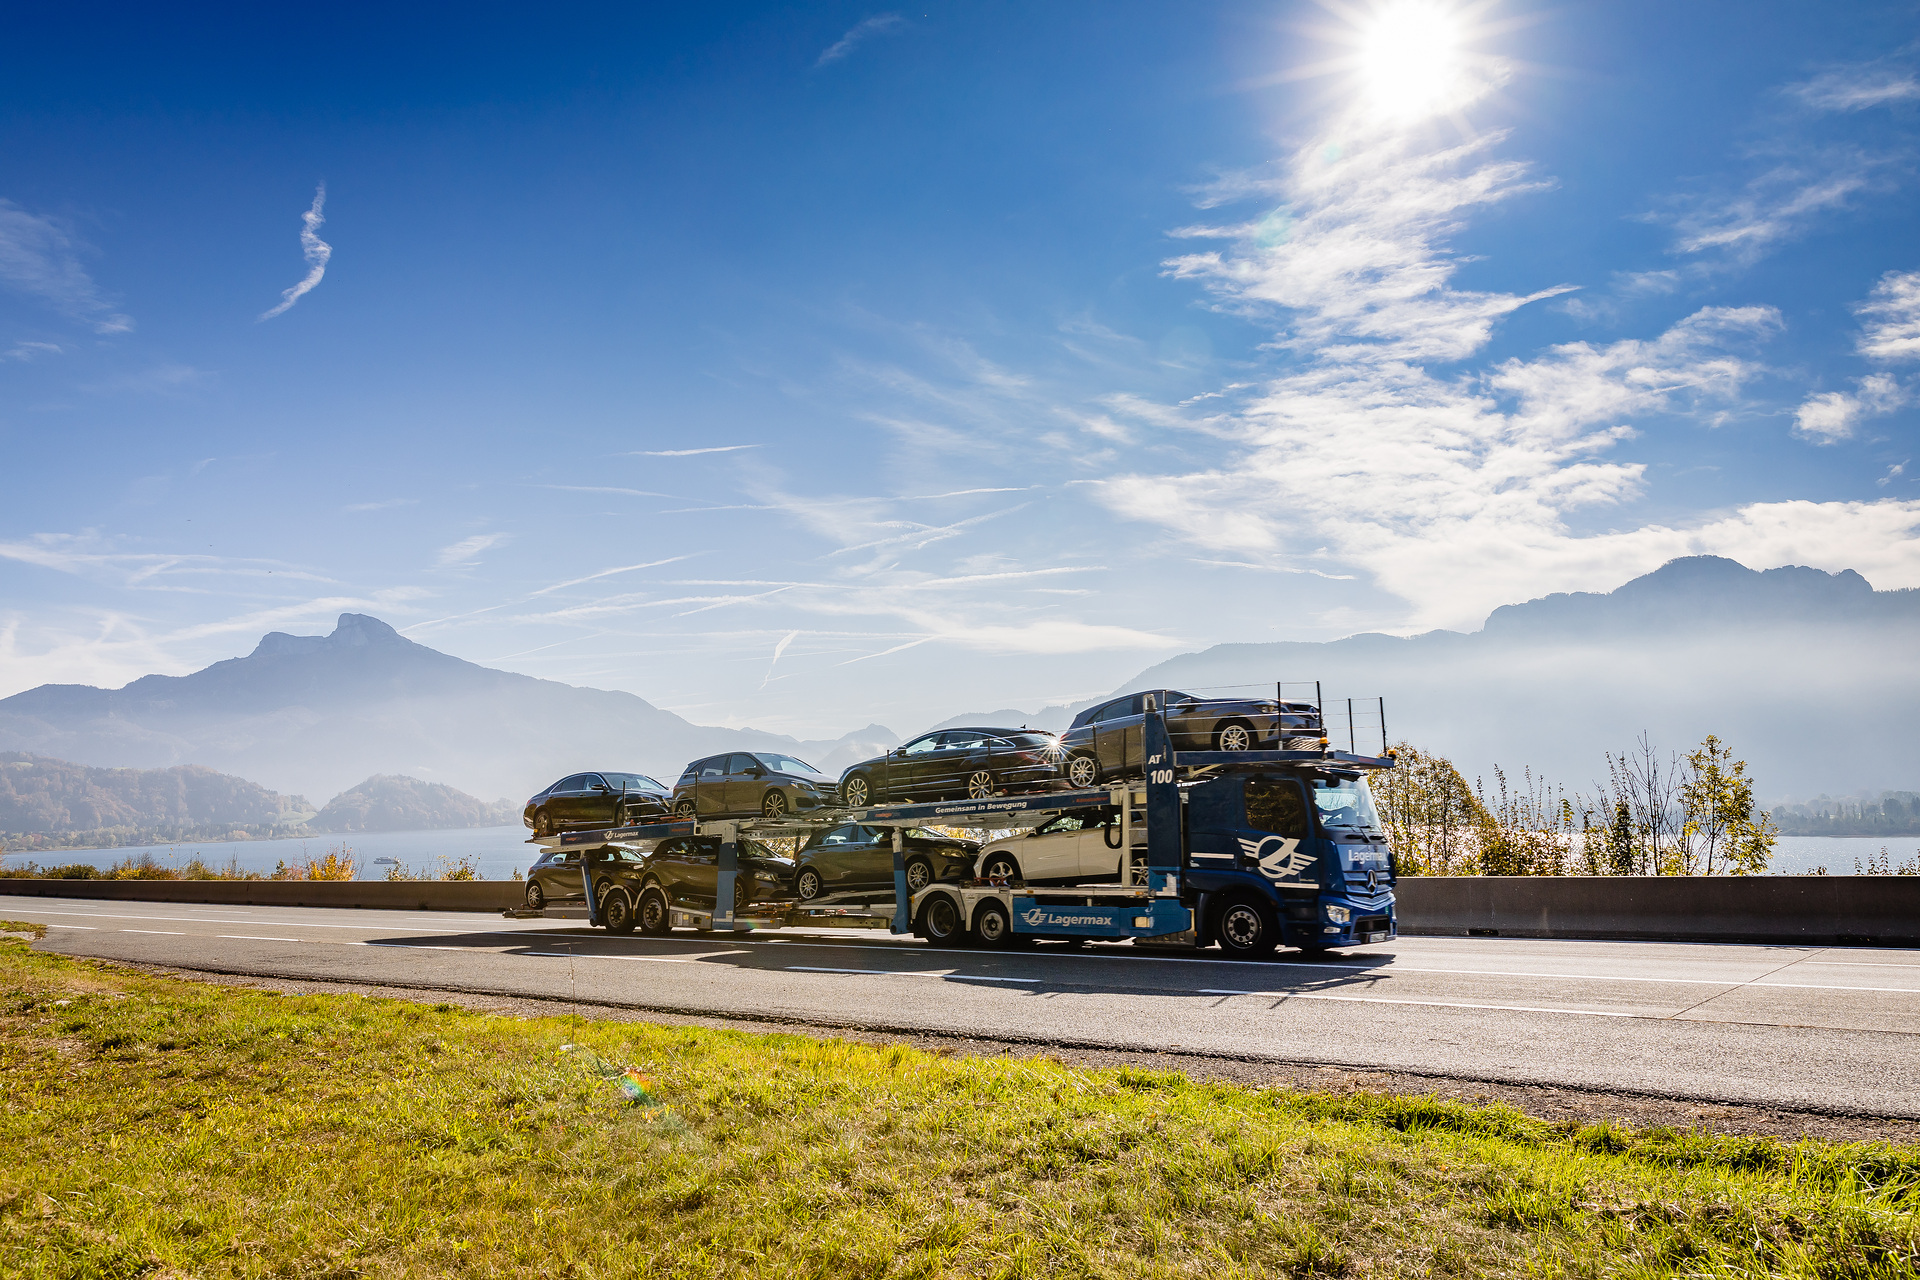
<box><xmin>1326</xmin><ymin>905</ymin><xmax>1351</xmax><ymax>925</ymax></box>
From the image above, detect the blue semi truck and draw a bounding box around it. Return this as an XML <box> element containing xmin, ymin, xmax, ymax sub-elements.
<box><xmin>543</xmin><ymin>689</ymin><xmax>1397</xmax><ymax>957</ymax></box>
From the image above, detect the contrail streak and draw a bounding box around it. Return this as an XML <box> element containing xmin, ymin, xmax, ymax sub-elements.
<box><xmin>260</xmin><ymin>184</ymin><xmax>331</xmax><ymax>320</ymax></box>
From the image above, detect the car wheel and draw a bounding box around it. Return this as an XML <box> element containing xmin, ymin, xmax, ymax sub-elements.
<box><xmin>602</xmin><ymin>890</ymin><xmax>636</xmax><ymax>935</ymax></box>
<box><xmin>524</xmin><ymin>880</ymin><xmax>546</xmax><ymax>910</ymax></box>
<box><xmin>1215</xmin><ymin>720</ymin><xmax>1256</xmax><ymax>752</ymax></box>
<box><xmin>915</xmin><ymin>893</ymin><xmax>966</xmax><ymax>945</ymax></box>
<box><xmin>972</xmin><ymin>899</ymin><xmax>1014</xmax><ymax>948</ymax></box>
<box><xmin>1214</xmin><ymin>897</ymin><xmax>1278</xmax><ymax>958</ymax></box>
<box><xmin>532</xmin><ymin>810</ymin><xmax>553</xmax><ymax>838</ymax></box>
<box><xmin>966</xmin><ymin>769</ymin><xmax>995</xmax><ymax>799</ymax></box>
<box><xmin>674</xmin><ymin>801</ymin><xmax>696</xmax><ymax>819</ymax></box>
<box><xmin>841</xmin><ymin>774</ymin><xmax>872</xmax><ymax>807</ymax></box>
<box><xmin>762</xmin><ymin>789</ymin><xmax>789</xmax><ymax>820</ymax></box>
<box><xmin>1064</xmin><ymin>753</ymin><xmax>1099</xmax><ymax>789</ymax></box>
<box><xmin>796</xmin><ymin>867</ymin><xmax>823</xmax><ymax>901</ymax></box>
<box><xmin>904</xmin><ymin>856</ymin><xmax>935</xmax><ymax>894</ymax></box>
<box><xmin>981</xmin><ymin>853</ymin><xmax>1020</xmax><ymax>883</ymax></box>
<box><xmin>638</xmin><ymin>886</ymin><xmax>671</xmax><ymax>935</ymax></box>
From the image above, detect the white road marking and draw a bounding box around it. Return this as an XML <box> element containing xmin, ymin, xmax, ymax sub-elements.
<box><xmin>1200</xmin><ymin>988</ymin><xmax>1636</xmax><ymax>1018</ymax></box>
<box><xmin>41</xmin><ymin>923</ymin><xmax>96</xmax><ymax>929</ymax></box>
<box><xmin>219</xmin><ymin>935</ymin><xmax>301</xmax><ymax>942</ymax></box>
<box><xmin>121</xmin><ymin>929</ymin><xmax>184</xmax><ymax>935</ymax></box>
<box><xmin>787</xmin><ymin>965</ymin><xmax>1039</xmax><ymax>984</ymax></box>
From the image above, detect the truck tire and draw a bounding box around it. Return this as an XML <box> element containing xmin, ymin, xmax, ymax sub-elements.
<box><xmin>637</xmin><ymin>887</ymin><xmax>671</xmax><ymax>936</ymax></box>
<box><xmin>1214</xmin><ymin>896</ymin><xmax>1278</xmax><ymax>958</ymax></box>
<box><xmin>972</xmin><ymin>900</ymin><xmax>1014</xmax><ymax>948</ymax></box>
<box><xmin>602</xmin><ymin>889</ymin><xmax>636</xmax><ymax>935</ymax></box>
<box><xmin>915</xmin><ymin>893</ymin><xmax>966</xmax><ymax>945</ymax></box>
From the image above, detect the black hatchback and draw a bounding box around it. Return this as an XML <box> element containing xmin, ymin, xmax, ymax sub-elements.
<box><xmin>523</xmin><ymin>771</ymin><xmax>671</xmax><ymax>837</ymax></box>
<box><xmin>836</xmin><ymin>727</ymin><xmax>1059</xmax><ymax>808</ymax></box>
<box><xmin>1056</xmin><ymin>691</ymin><xmax>1323</xmax><ymax>789</ymax></box>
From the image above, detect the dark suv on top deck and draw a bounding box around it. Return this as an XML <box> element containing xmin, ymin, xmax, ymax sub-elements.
<box><xmin>836</xmin><ymin>727</ymin><xmax>1060</xmax><ymax>807</ymax></box>
<box><xmin>1057</xmin><ymin>691</ymin><xmax>1323</xmax><ymax>789</ymax></box>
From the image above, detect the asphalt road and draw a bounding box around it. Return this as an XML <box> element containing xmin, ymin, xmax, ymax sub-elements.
<box><xmin>13</xmin><ymin>894</ymin><xmax>1920</xmax><ymax>1117</ymax></box>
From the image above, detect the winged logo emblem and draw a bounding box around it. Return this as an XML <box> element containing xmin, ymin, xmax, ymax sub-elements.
<box><xmin>1238</xmin><ymin>835</ymin><xmax>1313</xmax><ymax>881</ymax></box>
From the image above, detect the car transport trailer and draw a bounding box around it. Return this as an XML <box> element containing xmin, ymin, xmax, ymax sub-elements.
<box><xmin>520</xmin><ymin>692</ymin><xmax>1399</xmax><ymax>957</ymax></box>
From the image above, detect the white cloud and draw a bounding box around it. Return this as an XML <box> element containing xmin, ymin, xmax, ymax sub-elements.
<box><xmin>1663</xmin><ymin>154</ymin><xmax>1888</xmax><ymax>264</ymax></box>
<box><xmin>436</xmin><ymin>533</ymin><xmax>508</xmax><ymax>566</ymax></box>
<box><xmin>1794</xmin><ymin>373</ymin><xmax>1906</xmax><ymax>444</ymax></box>
<box><xmin>629</xmin><ymin>445</ymin><xmax>761</xmax><ymax>457</ymax></box>
<box><xmin>3</xmin><ymin>340</ymin><xmax>63</xmax><ymax>361</ymax></box>
<box><xmin>259</xmin><ymin>185</ymin><xmax>332</xmax><ymax>321</ymax></box>
<box><xmin>815</xmin><ymin>14</ymin><xmax>904</xmax><ymax>68</ymax></box>
<box><xmin>0</xmin><ymin>199</ymin><xmax>132</xmax><ymax>334</ymax></box>
<box><xmin>1857</xmin><ymin>270</ymin><xmax>1920</xmax><ymax>362</ymax></box>
<box><xmin>1790</xmin><ymin>65</ymin><xmax>1920</xmax><ymax>112</ymax></box>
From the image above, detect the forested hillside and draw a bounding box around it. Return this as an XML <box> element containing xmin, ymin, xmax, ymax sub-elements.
<box><xmin>309</xmin><ymin>775</ymin><xmax>517</xmax><ymax>832</ymax></box>
<box><xmin>0</xmin><ymin>754</ymin><xmax>314</xmax><ymax>850</ymax></box>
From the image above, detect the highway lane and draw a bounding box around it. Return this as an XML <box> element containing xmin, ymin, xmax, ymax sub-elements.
<box><xmin>11</xmin><ymin>895</ymin><xmax>1919</xmax><ymax>1116</ymax></box>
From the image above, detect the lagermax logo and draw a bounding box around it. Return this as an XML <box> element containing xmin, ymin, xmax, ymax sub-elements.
<box><xmin>1238</xmin><ymin>835</ymin><xmax>1314</xmax><ymax>881</ymax></box>
<box><xmin>1020</xmin><ymin>907</ymin><xmax>1048</xmax><ymax>926</ymax></box>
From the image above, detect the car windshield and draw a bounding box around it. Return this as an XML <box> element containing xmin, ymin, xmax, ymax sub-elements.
<box><xmin>1003</xmin><ymin>732</ymin><xmax>1058</xmax><ymax>749</ymax></box>
<box><xmin>1308</xmin><ymin>775</ymin><xmax>1382</xmax><ymax>831</ymax></box>
<box><xmin>754</xmin><ymin>754</ymin><xmax>819</xmax><ymax>775</ymax></box>
<box><xmin>602</xmin><ymin>772</ymin><xmax>663</xmax><ymax>790</ymax></box>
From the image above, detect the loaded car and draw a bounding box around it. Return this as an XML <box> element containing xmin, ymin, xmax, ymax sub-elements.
<box><xmin>668</xmin><ymin>752</ymin><xmax>839</xmax><ymax>819</ymax></box>
<box><xmin>585</xmin><ymin>835</ymin><xmax>796</xmax><ymax>934</ymax></box>
<box><xmin>1056</xmin><ymin>692</ymin><xmax>1322</xmax><ymax>789</ymax></box>
<box><xmin>792</xmin><ymin>823</ymin><xmax>979</xmax><ymax>900</ymax></box>
<box><xmin>837</xmin><ymin>727</ymin><xmax>1059</xmax><ymax>807</ymax></box>
<box><xmin>523</xmin><ymin>771</ymin><xmax>672</xmax><ymax>837</ymax></box>
<box><xmin>523</xmin><ymin>844</ymin><xmax>646</xmax><ymax>910</ymax></box>
<box><xmin>972</xmin><ymin>806</ymin><xmax>1145</xmax><ymax>886</ymax></box>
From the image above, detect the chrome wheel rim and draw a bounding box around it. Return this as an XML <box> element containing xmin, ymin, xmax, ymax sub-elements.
<box><xmin>977</xmin><ymin>910</ymin><xmax>1005</xmax><ymax>943</ymax></box>
<box><xmin>927</xmin><ymin>899</ymin><xmax>959</xmax><ymax>938</ymax></box>
<box><xmin>1221</xmin><ymin>905</ymin><xmax>1261</xmax><ymax>948</ymax></box>
<box><xmin>1067</xmin><ymin>756</ymin><xmax>1096</xmax><ymax>788</ymax></box>
<box><xmin>967</xmin><ymin>771</ymin><xmax>993</xmax><ymax>799</ymax></box>
<box><xmin>1219</xmin><ymin>724</ymin><xmax>1252</xmax><ymax>751</ymax></box>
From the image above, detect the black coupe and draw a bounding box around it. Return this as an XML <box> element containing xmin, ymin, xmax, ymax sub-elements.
<box><xmin>836</xmin><ymin>727</ymin><xmax>1060</xmax><ymax>807</ymax></box>
<box><xmin>1056</xmin><ymin>691</ymin><xmax>1323</xmax><ymax>788</ymax></box>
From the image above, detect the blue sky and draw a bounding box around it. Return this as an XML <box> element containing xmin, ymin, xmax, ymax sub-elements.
<box><xmin>3</xmin><ymin>0</ymin><xmax>1918</xmax><ymax>738</ymax></box>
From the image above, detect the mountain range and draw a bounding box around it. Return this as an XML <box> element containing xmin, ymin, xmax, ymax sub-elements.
<box><xmin>1</xmin><ymin>556</ymin><xmax>1914</xmax><ymax>804</ymax></box>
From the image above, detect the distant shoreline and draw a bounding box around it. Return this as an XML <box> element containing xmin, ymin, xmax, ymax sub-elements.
<box><xmin>2</xmin><ymin>823</ymin><xmax>526</xmax><ymax>854</ymax></box>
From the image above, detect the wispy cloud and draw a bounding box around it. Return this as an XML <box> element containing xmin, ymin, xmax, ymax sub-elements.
<box><xmin>629</xmin><ymin>444</ymin><xmax>761</xmax><ymax>457</ymax></box>
<box><xmin>0</xmin><ymin>199</ymin><xmax>132</xmax><ymax>333</ymax></box>
<box><xmin>436</xmin><ymin>533</ymin><xmax>509</xmax><ymax>567</ymax></box>
<box><xmin>3</xmin><ymin>340</ymin><xmax>62</xmax><ymax>362</ymax></box>
<box><xmin>761</xmin><ymin>630</ymin><xmax>800</xmax><ymax>687</ymax></box>
<box><xmin>1857</xmin><ymin>270</ymin><xmax>1920</xmax><ymax>362</ymax></box>
<box><xmin>259</xmin><ymin>185</ymin><xmax>332</xmax><ymax>321</ymax></box>
<box><xmin>343</xmin><ymin>498</ymin><xmax>419</xmax><ymax>512</ymax></box>
<box><xmin>815</xmin><ymin>13</ymin><xmax>904</xmax><ymax>68</ymax></box>
<box><xmin>1660</xmin><ymin>153</ymin><xmax>1889</xmax><ymax>264</ymax></box>
<box><xmin>530</xmin><ymin>555</ymin><xmax>697</xmax><ymax>596</ymax></box>
<box><xmin>1790</xmin><ymin>62</ymin><xmax>1920</xmax><ymax>112</ymax></box>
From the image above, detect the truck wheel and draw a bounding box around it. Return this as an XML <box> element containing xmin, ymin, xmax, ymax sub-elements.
<box><xmin>972</xmin><ymin>900</ymin><xmax>1014</xmax><ymax>948</ymax></box>
<box><xmin>524</xmin><ymin>881</ymin><xmax>546</xmax><ymax>910</ymax></box>
<box><xmin>638</xmin><ymin>887</ymin><xmax>671</xmax><ymax>935</ymax></box>
<box><xmin>1064</xmin><ymin>753</ymin><xmax>1098</xmax><ymax>789</ymax></box>
<box><xmin>915</xmin><ymin>894</ymin><xmax>966</xmax><ymax>945</ymax></box>
<box><xmin>602</xmin><ymin>890</ymin><xmax>636</xmax><ymax>935</ymax></box>
<box><xmin>796</xmin><ymin>867</ymin><xmax>823</xmax><ymax>901</ymax></box>
<box><xmin>1215</xmin><ymin>897</ymin><xmax>1278</xmax><ymax>958</ymax></box>
<box><xmin>1215</xmin><ymin>720</ymin><xmax>1255</xmax><ymax>752</ymax></box>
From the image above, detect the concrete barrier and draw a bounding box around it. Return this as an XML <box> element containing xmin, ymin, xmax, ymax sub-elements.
<box><xmin>1395</xmin><ymin>876</ymin><xmax>1920</xmax><ymax>946</ymax></box>
<box><xmin>0</xmin><ymin>878</ymin><xmax>524</xmax><ymax>912</ymax></box>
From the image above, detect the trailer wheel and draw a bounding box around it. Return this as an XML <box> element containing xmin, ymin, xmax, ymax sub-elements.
<box><xmin>796</xmin><ymin>867</ymin><xmax>823</xmax><ymax>901</ymax></box>
<box><xmin>1064</xmin><ymin>753</ymin><xmax>1099</xmax><ymax>789</ymax></box>
<box><xmin>524</xmin><ymin>881</ymin><xmax>546</xmax><ymax>911</ymax></box>
<box><xmin>602</xmin><ymin>890</ymin><xmax>636</xmax><ymax>935</ymax></box>
<box><xmin>966</xmin><ymin>769</ymin><xmax>995</xmax><ymax>799</ymax></box>
<box><xmin>915</xmin><ymin>894</ymin><xmax>965</xmax><ymax>945</ymax></box>
<box><xmin>972</xmin><ymin>900</ymin><xmax>1014</xmax><ymax>948</ymax></box>
<box><xmin>637</xmin><ymin>887</ymin><xmax>671</xmax><ymax>935</ymax></box>
<box><xmin>1214</xmin><ymin>720</ymin><xmax>1255</xmax><ymax>752</ymax></box>
<box><xmin>1214</xmin><ymin>897</ymin><xmax>1278</xmax><ymax>958</ymax></box>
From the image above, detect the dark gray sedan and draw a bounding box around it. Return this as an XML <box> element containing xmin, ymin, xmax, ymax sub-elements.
<box><xmin>836</xmin><ymin>727</ymin><xmax>1059</xmax><ymax>807</ymax></box>
<box><xmin>792</xmin><ymin>823</ymin><xmax>979</xmax><ymax>900</ymax></box>
<box><xmin>1057</xmin><ymin>690</ymin><xmax>1323</xmax><ymax>788</ymax></box>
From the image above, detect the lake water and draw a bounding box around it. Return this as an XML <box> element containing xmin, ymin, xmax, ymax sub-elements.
<box><xmin>4</xmin><ymin>828</ymin><xmax>1912</xmax><ymax>880</ymax></box>
<box><xmin>1</xmin><ymin>825</ymin><xmax>541</xmax><ymax>881</ymax></box>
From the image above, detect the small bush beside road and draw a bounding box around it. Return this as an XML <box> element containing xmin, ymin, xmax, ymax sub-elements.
<box><xmin>2</xmin><ymin>944</ymin><xmax>1915</xmax><ymax>1278</ymax></box>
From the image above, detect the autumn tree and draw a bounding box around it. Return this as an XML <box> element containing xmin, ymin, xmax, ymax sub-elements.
<box><xmin>1676</xmin><ymin>734</ymin><xmax>1777</xmax><ymax>875</ymax></box>
<box><xmin>1373</xmin><ymin>742</ymin><xmax>1484</xmax><ymax>875</ymax></box>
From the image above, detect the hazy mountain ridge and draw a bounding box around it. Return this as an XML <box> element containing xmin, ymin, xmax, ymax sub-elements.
<box><xmin>0</xmin><ymin>614</ymin><xmax>895</xmax><ymax>802</ymax></box>
<box><xmin>0</xmin><ymin>753</ymin><xmax>314</xmax><ymax>836</ymax></box>
<box><xmin>309</xmin><ymin>775</ymin><xmax>518</xmax><ymax>833</ymax></box>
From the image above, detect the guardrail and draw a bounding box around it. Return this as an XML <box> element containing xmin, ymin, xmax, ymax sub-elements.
<box><xmin>0</xmin><ymin>878</ymin><xmax>523</xmax><ymax>912</ymax></box>
<box><xmin>1395</xmin><ymin>876</ymin><xmax>1920</xmax><ymax>947</ymax></box>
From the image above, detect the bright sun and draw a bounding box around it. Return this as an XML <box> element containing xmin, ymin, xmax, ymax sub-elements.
<box><xmin>1358</xmin><ymin>1</ymin><xmax>1465</xmax><ymax>121</ymax></box>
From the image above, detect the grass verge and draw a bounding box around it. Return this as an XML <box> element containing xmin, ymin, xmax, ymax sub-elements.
<box><xmin>2</xmin><ymin>940</ymin><xmax>1916</xmax><ymax>1278</ymax></box>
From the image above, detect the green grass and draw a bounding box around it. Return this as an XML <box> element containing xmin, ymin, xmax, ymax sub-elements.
<box><xmin>1</xmin><ymin>941</ymin><xmax>1915</xmax><ymax>1279</ymax></box>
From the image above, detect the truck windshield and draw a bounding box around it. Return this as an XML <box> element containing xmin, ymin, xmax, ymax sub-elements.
<box><xmin>1309</xmin><ymin>776</ymin><xmax>1381</xmax><ymax>831</ymax></box>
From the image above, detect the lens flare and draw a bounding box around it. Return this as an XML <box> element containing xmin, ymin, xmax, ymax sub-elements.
<box><xmin>1358</xmin><ymin>1</ymin><xmax>1464</xmax><ymax>121</ymax></box>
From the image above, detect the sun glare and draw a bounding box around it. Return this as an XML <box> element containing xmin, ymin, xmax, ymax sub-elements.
<box><xmin>1358</xmin><ymin>1</ymin><xmax>1464</xmax><ymax>121</ymax></box>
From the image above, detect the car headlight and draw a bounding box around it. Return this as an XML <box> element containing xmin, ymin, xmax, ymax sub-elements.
<box><xmin>1325</xmin><ymin>905</ymin><xmax>1352</xmax><ymax>925</ymax></box>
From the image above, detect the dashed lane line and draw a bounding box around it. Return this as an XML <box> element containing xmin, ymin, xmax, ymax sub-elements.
<box><xmin>787</xmin><ymin>966</ymin><xmax>1040</xmax><ymax>984</ymax></box>
<box><xmin>1200</xmin><ymin>988</ymin><xmax>1637</xmax><ymax>1019</ymax></box>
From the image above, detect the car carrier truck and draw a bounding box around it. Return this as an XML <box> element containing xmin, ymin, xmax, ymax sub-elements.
<box><xmin>531</xmin><ymin>688</ymin><xmax>1397</xmax><ymax>958</ymax></box>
